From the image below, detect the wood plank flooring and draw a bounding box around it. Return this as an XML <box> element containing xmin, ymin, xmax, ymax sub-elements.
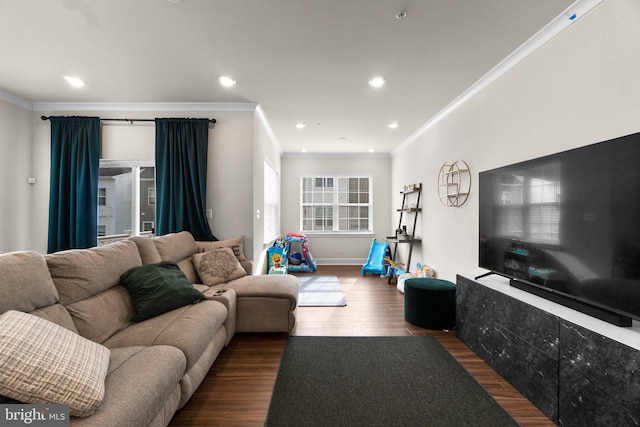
<box><xmin>169</xmin><ymin>265</ymin><xmax>555</xmax><ymax>426</ymax></box>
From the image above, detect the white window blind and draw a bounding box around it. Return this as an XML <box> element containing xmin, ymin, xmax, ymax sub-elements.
<box><xmin>300</xmin><ymin>175</ymin><xmax>372</xmax><ymax>232</ymax></box>
<box><xmin>264</xmin><ymin>160</ymin><xmax>280</xmax><ymax>243</ymax></box>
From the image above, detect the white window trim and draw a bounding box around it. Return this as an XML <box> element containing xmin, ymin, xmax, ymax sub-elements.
<box><xmin>98</xmin><ymin>160</ymin><xmax>155</xmax><ymax>241</ymax></box>
<box><xmin>299</xmin><ymin>175</ymin><xmax>373</xmax><ymax>233</ymax></box>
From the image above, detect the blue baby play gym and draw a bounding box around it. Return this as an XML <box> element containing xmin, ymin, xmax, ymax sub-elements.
<box><xmin>268</xmin><ymin>232</ymin><xmax>317</xmax><ymax>274</ymax></box>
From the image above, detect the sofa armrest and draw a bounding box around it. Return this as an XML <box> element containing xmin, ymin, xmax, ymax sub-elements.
<box><xmin>202</xmin><ymin>288</ymin><xmax>237</xmax><ymax>345</ymax></box>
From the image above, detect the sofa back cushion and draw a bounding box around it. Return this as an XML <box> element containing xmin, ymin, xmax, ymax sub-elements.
<box><xmin>152</xmin><ymin>231</ymin><xmax>199</xmax><ymax>283</ymax></box>
<box><xmin>46</xmin><ymin>240</ymin><xmax>142</xmax><ymax>343</ymax></box>
<box><xmin>152</xmin><ymin>231</ymin><xmax>198</xmax><ymax>262</ymax></box>
<box><xmin>129</xmin><ymin>235</ymin><xmax>162</xmax><ymax>265</ymax></box>
<box><xmin>0</xmin><ymin>251</ymin><xmax>78</xmax><ymax>333</ymax></box>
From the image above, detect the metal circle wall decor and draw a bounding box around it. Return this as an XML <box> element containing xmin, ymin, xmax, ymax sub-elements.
<box><xmin>437</xmin><ymin>160</ymin><xmax>471</xmax><ymax>207</ymax></box>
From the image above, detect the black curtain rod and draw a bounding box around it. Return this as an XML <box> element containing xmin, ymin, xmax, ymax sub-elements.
<box><xmin>40</xmin><ymin>116</ymin><xmax>216</xmax><ymax>124</ymax></box>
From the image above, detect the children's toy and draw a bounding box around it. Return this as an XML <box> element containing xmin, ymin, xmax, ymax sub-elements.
<box><xmin>361</xmin><ymin>238</ymin><xmax>390</xmax><ymax>276</ymax></box>
<box><xmin>396</xmin><ymin>262</ymin><xmax>436</xmax><ymax>293</ymax></box>
<box><xmin>268</xmin><ymin>237</ymin><xmax>288</xmax><ymax>274</ymax></box>
<box><xmin>284</xmin><ymin>233</ymin><xmax>317</xmax><ymax>272</ymax></box>
<box><xmin>383</xmin><ymin>256</ymin><xmax>405</xmax><ymax>282</ymax></box>
<box><xmin>415</xmin><ymin>262</ymin><xmax>435</xmax><ymax>278</ymax></box>
<box><xmin>289</xmin><ymin>252</ymin><xmax>303</xmax><ymax>265</ymax></box>
<box><xmin>396</xmin><ymin>272</ymin><xmax>414</xmax><ymax>293</ymax></box>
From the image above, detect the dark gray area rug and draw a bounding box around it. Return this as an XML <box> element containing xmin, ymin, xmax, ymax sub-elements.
<box><xmin>265</xmin><ymin>336</ymin><xmax>519</xmax><ymax>427</ymax></box>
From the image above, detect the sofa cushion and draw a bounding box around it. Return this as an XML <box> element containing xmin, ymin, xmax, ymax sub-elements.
<box><xmin>120</xmin><ymin>261</ymin><xmax>206</xmax><ymax>322</ymax></box>
<box><xmin>70</xmin><ymin>346</ymin><xmax>185</xmax><ymax>427</ymax></box>
<box><xmin>29</xmin><ymin>303</ymin><xmax>79</xmax><ymax>334</ymax></box>
<box><xmin>223</xmin><ymin>275</ymin><xmax>299</xmax><ymax>332</ymax></box>
<box><xmin>197</xmin><ymin>236</ymin><xmax>248</xmax><ymax>262</ymax></box>
<box><xmin>46</xmin><ymin>240</ymin><xmax>142</xmax><ymax>340</ymax></box>
<box><xmin>46</xmin><ymin>240</ymin><xmax>142</xmax><ymax>305</ymax></box>
<box><xmin>153</xmin><ymin>231</ymin><xmax>198</xmax><ymax>262</ymax></box>
<box><xmin>0</xmin><ymin>251</ymin><xmax>57</xmax><ymax>313</ymax></box>
<box><xmin>65</xmin><ymin>286</ymin><xmax>135</xmax><ymax>344</ymax></box>
<box><xmin>0</xmin><ymin>310</ymin><xmax>110</xmax><ymax>417</ymax></box>
<box><xmin>224</xmin><ymin>274</ymin><xmax>299</xmax><ymax>307</ymax></box>
<box><xmin>102</xmin><ymin>300</ymin><xmax>227</xmax><ymax>372</ymax></box>
<box><xmin>192</xmin><ymin>247</ymin><xmax>247</xmax><ymax>286</ymax></box>
<box><xmin>0</xmin><ymin>251</ymin><xmax>78</xmax><ymax>332</ymax></box>
<box><xmin>129</xmin><ymin>235</ymin><xmax>163</xmax><ymax>265</ymax></box>
<box><xmin>152</xmin><ymin>232</ymin><xmax>200</xmax><ymax>282</ymax></box>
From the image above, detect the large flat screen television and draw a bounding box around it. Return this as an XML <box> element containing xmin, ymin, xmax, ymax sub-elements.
<box><xmin>479</xmin><ymin>132</ymin><xmax>640</xmax><ymax>326</ymax></box>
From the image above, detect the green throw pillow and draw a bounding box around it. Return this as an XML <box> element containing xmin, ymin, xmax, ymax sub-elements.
<box><xmin>120</xmin><ymin>261</ymin><xmax>206</xmax><ymax>322</ymax></box>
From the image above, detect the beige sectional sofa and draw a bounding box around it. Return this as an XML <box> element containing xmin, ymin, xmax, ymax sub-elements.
<box><xmin>0</xmin><ymin>231</ymin><xmax>298</xmax><ymax>426</ymax></box>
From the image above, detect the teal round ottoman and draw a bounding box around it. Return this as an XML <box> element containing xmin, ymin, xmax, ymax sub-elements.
<box><xmin>404</xmin><ymin>278</ymin><xmax>456</xmax><ymax>329</ymax></box>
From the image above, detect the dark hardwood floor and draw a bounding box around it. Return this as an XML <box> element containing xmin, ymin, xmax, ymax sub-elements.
<box><xmin>169</xmin><ymin>265</ymin><xmax>555</xmax><ymax>426</ymax></box>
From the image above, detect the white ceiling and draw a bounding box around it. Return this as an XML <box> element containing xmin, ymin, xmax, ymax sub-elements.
<box><xmin>0</xmin><ymin>0</ymin><xmax>577</xmax><ymax>154</ymax></box>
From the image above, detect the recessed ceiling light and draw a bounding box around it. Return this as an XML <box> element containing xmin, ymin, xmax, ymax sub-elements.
<box><xmin>368</xmin><ymin>76</ymin><xmax>385</xmax><ymax>88</ymax></box>
<box><xmin>387</xmin><ymin>122</ymin><xmax>399</xmax><ymax>129</ymax></box>
<box><xmin>218</xmin><ymin>76</ymin><xmax>236</xmax><ymax>87</ymax></box>
<box><xmin>63</xmin><ymin>76</ymin><xmax>86</xmax><ymax>88</ymax></box>
<box><xmin>368</xmin><ymin>149</ymin><xmax>375</xmax><ymax>153</ymax></box>
<box><xmin>295</xmin><ymin>123</ymin><xmax>306</xmax><ymax>129</ymax></box>
<box><xmin>301</xmin><ymin>148</ymin><xmax>308</xmax><ymax>153</ymax></box>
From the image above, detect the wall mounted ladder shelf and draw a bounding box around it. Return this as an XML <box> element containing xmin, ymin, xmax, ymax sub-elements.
<box><xmin>387</xmin><ymin>183</ymin><xmax>422</xmax><ymax>282</ymax></box>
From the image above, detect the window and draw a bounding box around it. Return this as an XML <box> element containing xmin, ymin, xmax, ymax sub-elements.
<box><xmin>98</xmin><ymin>160</ymin><xmax>155</xmax><ymax>244</ymax></box>
<box><xmin>98</xmin><ymin>188</ymin><xmax>107</xmax><ymax>206</ymax></box>
<box><xmin>301</xmin><ymin>176</ymin><xmax>372</xmax><ymax>232</ymax></box>
<box><xmin>495</xmin><ymin>161</ymin><xmax>561</xmax><ymax>244</ymax></box>
<box><xmin>264</xmin><ymin>160</ymin><xmax>280</xmax><ymax>243</ymax></box>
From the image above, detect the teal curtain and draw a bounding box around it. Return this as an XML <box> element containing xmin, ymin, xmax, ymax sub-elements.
<box><xmin>47</xmin><ymin>116</ymin><xmax>101</xmax><ymax>253</ymax></box>
<box><xmin>155</xmin><ymin>118</ymin><xmax>217</xmax><ymax>241</ymax></box>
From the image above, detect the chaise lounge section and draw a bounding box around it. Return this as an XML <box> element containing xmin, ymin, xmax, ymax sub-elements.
<box><xmin>135</xmin><ymin>231</ymin><xmax>299</xmax><ymax>334</ymax></box>
<box><xmin>0</xmin><ymin>231</ymin><xmax>298</xmax><ymax>426</ymax></box>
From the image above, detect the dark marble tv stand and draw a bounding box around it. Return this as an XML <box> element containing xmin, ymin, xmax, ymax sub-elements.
<box><xmin>456</xmin><ymin>274</ymin><xmax>640</xmax><ymax>425</ymax></box>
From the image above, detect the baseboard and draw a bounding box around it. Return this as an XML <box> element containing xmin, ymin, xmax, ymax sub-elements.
<box><xmin>315</xmin><ymin>258</ymin><xmax>366</xmax><ymax>265</ymax></box>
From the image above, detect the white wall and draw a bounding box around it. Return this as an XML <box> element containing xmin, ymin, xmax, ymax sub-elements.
<box><xmin>29</xmin><ymin>108</ymin><xmax>257</xmax><ymax>255</ymax></box>
<box><xmin>0</xmin><ymin>99</ymin><xmax>32</xmax><ymax>252</ymax></box>
<box><xmin>281</xmin><ymin>155</ymin><xmax>391</xmax><ymax>264</ymax></box>
<box><xmin>207</xmin><ymin>111</ymin><xmax>255</xmax><ymax>258</ymax></box>
<box><xmin>252</xmin><ymin>110</ymin><xmax>283</xmax><ymax>268</ymax></box>
<box><xmin>391</xmin><ymin>0</ymin><xmax>640</xmax><ymax>282</ymax></box>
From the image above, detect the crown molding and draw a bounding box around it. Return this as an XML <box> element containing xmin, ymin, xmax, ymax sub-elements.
<box><xmin>31</xmin><ymin>101</ymin><xmax>258</xmax><ymax>112</ymax></box>
<box><xmin>0</xmin><ymin>89</ymin><xmax>33</xmax><ymax>110</ymax></box>
<box><xmin>391</xmin><ymin>0</ymin><xmax>603</xmax><ymax>157</ymax></box>
<box><xmin>31</xmin><ymin>100</ymin><xmax>284</xmax><ymax>153</ymax></box>
<box><xmin>255</xmin><ymin>104</ymin><xmax>283</xmax><ymax>156</ymax></box>
<box><xmin>282</xmin><ymin>152</ymin><xmax>390</xmax><ymax>159</ymax></box>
